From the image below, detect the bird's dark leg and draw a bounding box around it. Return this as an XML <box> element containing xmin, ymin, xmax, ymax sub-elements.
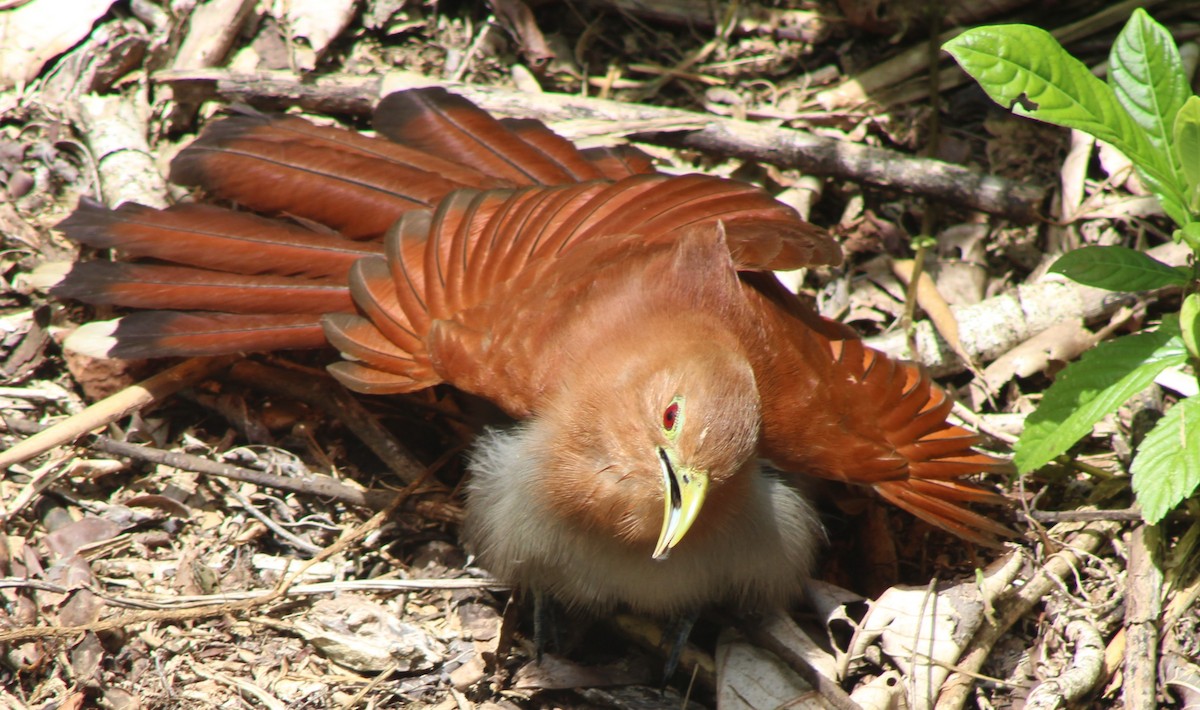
<box><xmin>532</xmin><ymin>590</ymin><xmax>562</xmax><ymax>662</ymax></box>
<box><xmin>660</xmin><ymin>612</ymin><xmax>698</xmax><ymax>684</ymax></box>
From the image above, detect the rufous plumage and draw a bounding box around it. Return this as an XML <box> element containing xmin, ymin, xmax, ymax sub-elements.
<box><xmin>50</xmin><ymin>88</ymin><xmax>1010</xmax><ymax>617</ymax></box>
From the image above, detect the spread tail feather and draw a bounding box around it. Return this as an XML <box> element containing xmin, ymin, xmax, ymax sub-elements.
<box><xmin>375</xmin><ymin>88</ymin><xmax>586</xmax><ymax>185</ymax></box>
<box><xmin>58</xmin><ymin>199</ymin><xmax>382</xmax><ymax>279</ymax></box>
<box><xmin>374</xmin><ymin>88</ymin><xmax>659</xmax><ymax>185</ymax></box>
<box><xmin>165</xmin><ymin>89</ymin><xmax>656</xmax><ymax>242</ymax></box>
<box><xmin>55</xmin><ymin>198</ymin><xmax>366</xmax><ymax>359</ymax></box>
<box><xmin>830</xmin><ymin>337</ymin><xmax>1014</xmax><ymax>543</ymax></box>
<box><xmin>170</xmin><ymin>109</ymin><xmax>499</xmax><ymax>239</ymax></box>
<box><xmin>874</xmin><ymin>479</ymin><xmax>1015</xmax><ymax>547</ymax></box>
<box><xmin>579</xmin><ymin>145</ymin><xmax>657</xmax><ymax>180</ymax></box>
<box><xmin>65</xmin><ymin>313</ymin><xmax>328</xmax><ymax>359</ymax></box>
<box><xmin>51</xmin><ymin>262</ymin><xmax>354</xmax><ymax>314</ymax></box>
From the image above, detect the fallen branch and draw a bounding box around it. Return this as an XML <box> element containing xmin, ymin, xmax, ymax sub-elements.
<box><xmin>1124</xmin><ymin>524</ymin><xmax>1164</xmax><ymax>710</ymax></box>
<box><xmin>0</xmin><ymin>576</ymin><xmax>499</xmax><ymax>612</ymax></box>
<box><xmin>867</xmin><ymin>241</ymin><xmax>1192</xmax><ymax>375</ymax></box>
<box><xmin>868</xmin><ymin>278</ymin><xmax>1130</xmax><ymax>375</ymax></box>
<box><xmin>154</xmin><ymin>68</ymin><xmax>1047</xmax><ymax>221</ymax></box>
<box><xmin>1030</xmin><ymin>508</ymin><xmax>1151</xmax><ymax>523</ymax></box>
<box><xmin>1024</xmin><ymin>619</ymin><xmax>1105</xmax><ymax>709</ymax></box>
<box><xmin>0</xmin><ymin>356</ymin><xmax>236</xmax><ymax>473</ymax></box>
<box><xmin>76</xmin><ymin>92</ymin><xmax>167</xmax><ymax>209</ymax></box>
<box><xmin>937</xmin><ymin>520</ymin><xmax>1122</xmax><ymax>709</ymax></box>
<box><xmin>574</xmin><ymin>0</ymin><xmax>830</xmax><ymax>42</ymax></box>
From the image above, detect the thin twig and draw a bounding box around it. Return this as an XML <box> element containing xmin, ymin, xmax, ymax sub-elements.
<box><xmin>2</xmin><ymin>415</ymin><xmax>400</xmax><ymax>511</ymax></box>
<box><xmin>0</xmin><ymin>484</ymin><xmax>421</xmax><ymax>644</ymax></box>
<box><xmin>0</xmin><ymin>355</ymin><xmax>238</xmax><ymax>472</ymax></box>
<box><xmin>220</xmin><ymin>483</ymin><xmax>324</xmax><ymax>555</ymax></box>
<box><xmin>225</xmin><ymin>361</ymin><xmax>427</xmax><ymax>485</ymax></box>
<box><xmin>937</xmin><ymin>521</ymin><xmax>1122</xmax><ymax>709</ymax></box>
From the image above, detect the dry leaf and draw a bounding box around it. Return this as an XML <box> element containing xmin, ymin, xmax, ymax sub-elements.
<box><xmin>513</xmin><ymin>654</ymin><xmax>651</xmax><ymax>690</ymax></box>
<box><xmin>981</xmin><ymin>320</ymin><xmax>1096</xmax><ymax>393</ymax></box>
<box><xmin>68</xmin><ymin>631</ymin><xmax>105</xmax><ymax>682</ymax></box>
<box><xmin>893</xmin><ymin>258</ymin><xmax>975</xmax><ymax>370</ymax></box>
<box><xmin>0</xmin><ymin>0</ymin><xmax>116</xmax><ymax>90</ymax></box>
<box><xmin>271</xmin><ymin>0</ymin><xmax>357</xmax><ymax>70</ymax></box>
<box><xmin>293</xmin><ymin>596</ymin><xmax>443</xmax><ymax>673</ymax></box>
<box><xmin>715</xmin><ymin>627</ymin><xmax>823</xmax><ymax>710</ymax></box>
<box><xmin>489</xmin><ymin>0</ymin><xmax>553</xmax><ymax>69</ymax></box>
<box><xmin>1061</xmin><ymin>130</ymin><xmax>1095</xmax><ymax>221</ymax></box>
<box><xmin>850</xmin><ymin>670</ymin><xmax>905</xmax><ymax>709</ymax></box>
<box><xmin>851</xmin><ymin>584</ymin><xmax>983</xmax><ymax>707</ymax></box>
<box><xmin>44</xmin><ymin>518</ymin><xmax>123</xmax><ymax>560</ymax></box>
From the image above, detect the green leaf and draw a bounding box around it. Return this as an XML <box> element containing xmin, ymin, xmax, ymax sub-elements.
<box><xmin>1048</xmin><ymin>245</ymin><xmax>1191</xmax><ymax>290</ymax></box>
<box><xmin>946</xmin><ymin>27</ymin><xmax>1158</xmax><ymax>178</ymax></box>
<box><xmin>1157</xmin><ymin>188</ymin><xmax>1192</xmax><ymax>228</ymax></box>
<box><xmin>945</xmin><ymin>24</ymin><xmax>1186</xmax><ymax>225</ymax></box>
<box><xmin>1109</xmin><ymin>8</ymin><xmax>1190</xmax><ymax>188</ymax></box>
<box><xmin>1014</xmin><ymin>326</ymin><xmax>1189</xmax><ymax>473</ymax></box>
<box><xmin>1174</xmin><ymin>96</ymin><xmax>1200</xmax><ymax>200</ymax></box>
<box><xmin>1132</xmin><ymin>396</ymin><xmax>1200</xmax><ymax>524</ymax></box>
<box><xmin>1180</xmin><ymin>223</ymin><xmax>1200</xmax><ymax>250</ymax></box>
<box><xmin>1183</xmin><ymin>293</ymin><xmax>1200</xmax><ymax>360</ymax></box>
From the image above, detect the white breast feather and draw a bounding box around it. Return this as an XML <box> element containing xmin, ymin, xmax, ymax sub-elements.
<box><xmin>463</xmin><ymin>426</ymin><xmax>823</xmax><ymax>616</ymax></box>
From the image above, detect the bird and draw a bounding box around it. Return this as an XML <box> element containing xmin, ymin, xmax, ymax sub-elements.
<box><xmin>49</xmin><ymin>87</ymin><xmax>1011</xmax><ymax>619</ymax></box>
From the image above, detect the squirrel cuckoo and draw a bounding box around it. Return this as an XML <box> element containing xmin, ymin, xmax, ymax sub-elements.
<box><xmin>49</xmin><ymin>88</ymin><xmax>1011</xmax><ymax>617</ymax></box>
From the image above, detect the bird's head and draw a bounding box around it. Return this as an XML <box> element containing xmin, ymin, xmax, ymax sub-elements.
<box><xmin>534</xmin><ymin>314</ymin><xmax>761</xmax><ymax>560</ymax></box>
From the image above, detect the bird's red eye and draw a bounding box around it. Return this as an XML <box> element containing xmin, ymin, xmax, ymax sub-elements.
<box><xmin>663</xmin><ymin>402</ymin><xmax>679</xmax><ymax>431</ymax></box>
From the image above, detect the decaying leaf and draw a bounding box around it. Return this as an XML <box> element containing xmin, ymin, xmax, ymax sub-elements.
<box><xmin>290</xmin><ymin>596</ymin><xmax>443</xmax><ymax>673</ymax></box>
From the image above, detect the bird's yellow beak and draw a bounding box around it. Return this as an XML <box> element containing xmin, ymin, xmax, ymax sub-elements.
<box><xmin>653</xmin><ymin>448</ymin><xmax>709</xmax><ymax>560</ymax></box>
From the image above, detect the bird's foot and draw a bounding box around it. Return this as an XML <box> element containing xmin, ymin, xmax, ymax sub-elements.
<box><xmin>659</xmin><ymin>612</ymin><xmax>698</xmax><ymax>684</ymax></box>
<box><xmin>532</xmin><ymin>590</ymin><xmax>562</xmax><ymax>663</ymax></box>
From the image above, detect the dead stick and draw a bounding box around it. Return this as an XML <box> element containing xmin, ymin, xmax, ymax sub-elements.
<box><xmin>2</xmin><ymin>416</ymin><xmax>395</xmax><ymax>510</ymax></box>
<box><xmin>937</xmin><ymin>521</ymin><xmax>1121</xmax><ymax>709</ymax></box>
<box><xmin>154</xmin><ymin>68</ymin><xmax>1046</xmax><ymax>222</ymax></box>
<box><xmin>1124</xmin><ymin>524</ymin><xmax>1164</xmax><ymax>710</ymax></box>
<box><xmin>224</xmin><ymin>361</ymin><xmax>426</xmax><ymax>485</ymax></box>
<box><xmin>0</xmin><ymin>356</ymin><xmax>238</xmax><ymax>471</ymax></box>
<box><xmin>0</xmin><ymin>488</ymin><xmax>410</xmax><ymax>644</ymax></box>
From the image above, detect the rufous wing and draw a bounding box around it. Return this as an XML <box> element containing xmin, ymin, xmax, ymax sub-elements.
<box><xmin>323</xmin><ymin>173</ymin><xmax>840</xmax><ymax>396</ymax></box>
<box><xmin>832</xmin><ymin>338</ymin><xmax>1013</xmax><ymax>544</ymax></box>
<box><xmin>748</xmin><ymin>306</ymin><xmax>1013</xmax><ymax>545</ymax></box>
<box><xmin>56</xmin><ymin>88</ymin><xmax>835</xmax><ymax>362</ymax></box>
<box><xmin>51</xmin><ymin>87</ymin><xmax>1011</xmax><ymax>545</ymax></box>
<box><xmin>373</xmin><ymin>88</ymin><xmax>657</xmax><ymax>185</ymax></box>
